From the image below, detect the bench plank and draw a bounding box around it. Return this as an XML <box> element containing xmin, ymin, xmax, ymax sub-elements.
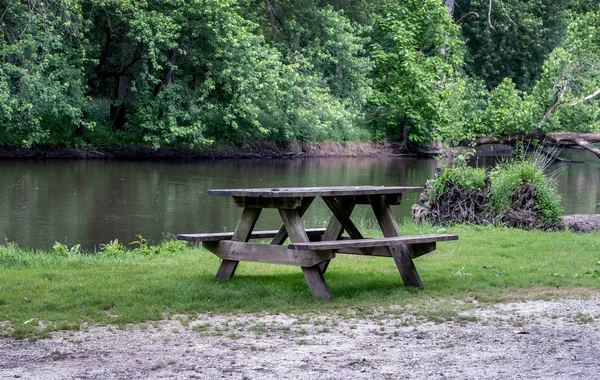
<box><xmin>287</xmin><ymin>234</ymin><xmax>458</xmax><ymax>251</ymax></box>
<box><xmin>337</xmin><ymin>242</ymin><xmax>436</xmax><ymax>259</ymax></box>
<box><xmin>177</xmin><ymin>228</ymin><xmax>327</xmax><ymax>242</ymax></box>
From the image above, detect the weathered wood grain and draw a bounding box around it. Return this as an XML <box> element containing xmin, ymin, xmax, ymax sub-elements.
<box><xmin>336</xmin><ymin>242</ymin><xmax>436</xmax><ymax>259</ymax></box>
<box><xmin>322</xmin><ymin>196</ymin><xmax>370</xmax><ymax>256</ymax></box>
<box><xmin>216</xmin><ymin>207</ymin><xmax>261</xmax><ymax>280</ymax></box>
<box><xmin>177</xmin><ymin>227</ymin><xmax>326</xmax><ymax>242</ymax></box>
<box><xmin>270</xmin><ymin>197</ymin><xmax>315</xmax><ymax>245</ymax></box>
<box><xmin>318</xmin><ymin>199</ymin><xmax>352</xmax><ymax>274</ymax></box>
<box><xmin>287</xmin><ymin>234</ymin><xmax>458</xmax><ymax>251</ymax></box>
<box><xmin>233</xmin><ymin>196</ymin><xmax>301</xmax><ymax>209</ymax></box>
<box><xmin>208</xmin><ymin>186</ymin><xmax>422</xmax><ymax>198</ymax></box>
<box><xmin>368</xmin><ymin>194</ymin><xmax>423</xmax><ymax>289</ymax></box>
<box><xmin>204</xmin><ymin>241</ymin><xmax>333</xmax><ymax>267</ymax></box>
<box><xmin>302</xmin><ymin>265</ymin><xmax>332</xmax><ymax>300</ymax></box>
<box><xmin>279</xmin><ymin>208</ymin><xmax>333</xmax><ymax>300</ymax></box>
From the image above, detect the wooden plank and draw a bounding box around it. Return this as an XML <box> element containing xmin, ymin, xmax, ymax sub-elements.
<box><xmin>302</xmin><ymin>266</ymin><xmax>332</xmax><ymax>300</ymax></box>
<box><xmin>278</xmin><ymin>209</ymin><xmax>311</xmax><ymax>243</ymax></box>
<box><xmin>279</xmin><ymin>208</ymin><xmax>333</xmax><ymax>300</ymax></box>
<box><xmin>177</xmin><ymin>227</ymin><xmax>325</xmax><ymax>242</ymax></box>
<box><xmin>368</xmin><ymin>194</ymin><xmax>423</xmax><ymax>289</ymax></box>
<box><xmin>208</xmin><ymin>186</ymin><xmax>423</xmax><ymax>198</ymax></box>
<box><xmin>368</xmin><ymin>194</ymin><xmax>401</xmax><ymax>237</ymax></box>
<box><xmin>322</xmin><ymin>196</ymin><xmax>366</xmax><ymax>242</ymax></box>
<box><xmin>270</xmin><ymin>197</ymin><xmax>315</xmax><ymax>245</ymax></box>
<box><xmin>287</xmin><ymin>234</ymin><xmax>458</xmax><ymax>250</ymax></box>
<box><xmin>233</xmin><ymin>196</ymin><xmax>301</xmax><ymax>209</ymax></box>
<box><xmin>337</xmin><ymin>246</ymin><xmax>392</xmax><ymax>257</ymax></box>
<box><xmin>337</xmin><ymin>242</ymin><xmax>436</xmax><ymax>259</ymax></box>
<box><xmin>203</xmin><ymin>241</ymin><xmax>334</xmax><ymax>267</ymax></box>
<box><xmin>355</xmin><ymin>194</ymin><xmax>402</xmax><ymax>205</ymax></box>
<box><xmin>318</xmin><ymin>200</ymin><xmax>351</xmax><ymax>274</ymax></box>
<box><xmin>216</xmin><ymin>207</ymin><xmax>261</xmax><ymax>280</ymax></box>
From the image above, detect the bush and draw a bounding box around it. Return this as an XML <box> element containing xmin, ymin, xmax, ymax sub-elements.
<box><xmin>489</xmin><ymin>151</ymin><xmax>563</xmax><ymax>223</ymax></box>
<box><xmin>416</xmin><ymin>149</ymin><xmax>563</xmax><ymax>228</ymax></box>
<box><xmin>427</xmin><ymin>155</ymin><xmax>487</xmax><ymax>202</ymax></box>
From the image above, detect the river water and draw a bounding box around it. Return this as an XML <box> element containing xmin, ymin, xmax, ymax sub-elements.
<box><xmin>1</xmin><ymin>151</ymin><xmax>598</xmax><ymax>250</ymax></box>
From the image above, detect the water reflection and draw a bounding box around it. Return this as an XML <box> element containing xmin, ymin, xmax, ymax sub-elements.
<box><xmin>0</xmin><ymin>153</ymin><xmax>598</xmax><ymax>250</ymax></box>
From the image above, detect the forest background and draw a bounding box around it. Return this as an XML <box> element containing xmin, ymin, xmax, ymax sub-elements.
<box><xmin>1</xmin><ymin>0</ymin><xmax>599</xmax><ymax>154</ymax></box>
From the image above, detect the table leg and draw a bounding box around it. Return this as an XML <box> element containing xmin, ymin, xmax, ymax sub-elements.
<box><xmin>270</xmin><ymin>197</ymin><xmax>314</xmax><ymax>245</ymax></box>
<box><xmin>369</xmin><ymin>195</ymin><xmax>423</xmax><ymax>289</ymax></box>
<box><xmin>322</xmin><ymin>196</ymin><xmax>364</xmax><ymax>240</ymax></box>
<box><xmin>279</xmin><ymin>209</ymin><xmax>332</xmax><ymax>300</ymax></box>
<box><xmin>319</xmin><ymin>197</ymin><xmax>356</xmax><ymax>273</ymax></box>
<box><xmin>216</xmin><ymin>207</ymin><xmax>262</xmax><ymax>280</ymax></box>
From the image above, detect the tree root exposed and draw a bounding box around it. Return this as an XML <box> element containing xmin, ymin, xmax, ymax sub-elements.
<box><xmin>412</xmin><ymin>181</ymin><xmax>564</xmax><ymax>231</ymax></box>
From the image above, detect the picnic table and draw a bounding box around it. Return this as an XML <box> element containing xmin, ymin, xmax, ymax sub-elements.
<box><xmin>177</xmin><ymin>186</ymin><xmax>458</xmax><ymax>300</ymax></box>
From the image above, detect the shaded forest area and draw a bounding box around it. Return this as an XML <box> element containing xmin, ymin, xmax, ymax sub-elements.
<box><xmin>1</xmin><ymin>0</ymin><xmax>599</xmax><ymax>155</ymax></box>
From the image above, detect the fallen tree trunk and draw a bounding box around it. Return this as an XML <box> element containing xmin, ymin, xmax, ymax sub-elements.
<box><xmin>473</xmin><ymin>132</ymin><xmax>600</xmax><ymax>159</ymax></box>
<box><xmin>544</xmin><ymin>133</ymin><xmax>600</xmax><ymax>159</ymax></box>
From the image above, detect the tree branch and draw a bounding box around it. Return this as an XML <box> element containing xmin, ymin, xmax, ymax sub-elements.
<box><xmin>488</xmin><ymin>0</ymin><xmax>496</xmax><ymax>31</ymax></box>
<box><xmin>536</xmin><ymin>84</ymin><xmax>567</xmax><ymax>133</ymax></box>
<box><xmin>568</xmin><ymin>88</ymin><xmax>600</xmax><ymax>106</ymax></box>
<box><xmin>545</xmin><ymin>133</ymin><xmax>600</xmax><ymax>159</ymax></box>
<box><xmin>455</xmin><ymin>12</ymin><xmax>479</xmax><ymax>24</ymax></box>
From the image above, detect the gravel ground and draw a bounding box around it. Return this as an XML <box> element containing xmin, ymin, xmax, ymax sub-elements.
<box><xmin>1</xmin><ymin>298</ymin><xmax>600</xmax><ymax>379</ymax></box>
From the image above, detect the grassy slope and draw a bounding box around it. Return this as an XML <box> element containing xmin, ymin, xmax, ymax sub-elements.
<box><xmin>1</xmin><ymin>223</ymin><xmax>599</xmax><ymax>340</ymax></box>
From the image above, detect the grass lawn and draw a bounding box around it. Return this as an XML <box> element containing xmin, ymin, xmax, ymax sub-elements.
<box><xmin>1</xmin><ymin>223</ymin><xmax>599</xmax><ymax>340</ymax></box>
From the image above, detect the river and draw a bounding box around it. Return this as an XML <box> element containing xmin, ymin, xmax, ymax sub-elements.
<box><xmin>1</xmin><ymin>151</ymin><xmax>598</xmax><ymax>250</ymax></box>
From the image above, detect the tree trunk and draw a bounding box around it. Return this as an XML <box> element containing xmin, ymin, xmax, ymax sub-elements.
<box><xmin>153</xmin><ymin>48</ymin><xmax>178</xmax><ymax>96</ymax></box>
<box><xmin>473</xmin><ymin>132</ymin><xmax>600</xmax><ymax>159</ymax></box>
<box><xmin>443</xmin><ymin>0</ymin><xmax>455</xmax><ymax>17</ymax></box>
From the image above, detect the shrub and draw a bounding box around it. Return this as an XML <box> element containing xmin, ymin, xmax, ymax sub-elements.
<box><xmin>489</xmin><ymin>151</ymin><xmax>563</xmax><ymax>223</ymax></box>
<box><xmin>418</xmin><ymin>148</ymin><xmax>563</xmax><ymax>228</ymax></box>
<box><xmin>427</xmin><ymin>154</ymin><xmax>487</xmax><ymax>202</ymax></box>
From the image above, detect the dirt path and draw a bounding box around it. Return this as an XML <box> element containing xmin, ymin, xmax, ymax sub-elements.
<box><xmin>2</xmin><ymin>298</ymin><xmax>600</xmax><ymax>379</ymax></box>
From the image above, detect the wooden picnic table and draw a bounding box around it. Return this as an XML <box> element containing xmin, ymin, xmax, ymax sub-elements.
<box><xmin>177</xmin><ymin>186</ymin><xmax>458</xmax><ymax>300</ymax></box>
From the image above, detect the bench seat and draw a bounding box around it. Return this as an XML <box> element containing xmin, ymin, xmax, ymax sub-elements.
<box><xmin>287</xmin><ymin>234</ymin><xmax>458</xmax><ymax>251</ymax></box>
<box><xmin>177</xmin><ymin>228</ymin><xmax>327</xmax><ymax>242</ymax></box>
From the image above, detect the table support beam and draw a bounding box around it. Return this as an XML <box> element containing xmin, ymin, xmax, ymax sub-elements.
<box><xmin>279</xmin><ymin>209</ymin><xmax>332</xmax><ymax>300</ymax></box>
<box><xmin>369</xmin><ymin>195</ymin><xmax>423</xmax><ymax>289</ymax></box>
<box><xmin>216</xmin><ymin>207</ymin><xmax>261</xmax><ymax>280</ymax></box>
<box><xmin>270</xmin><ymin>197</ymin><xmax>314</xmax><ymax>245</ymax></box>
<box><xmin>319</xmin><ymin>197</ymin><xmax>356</xmax><ymax>274</ymax></box>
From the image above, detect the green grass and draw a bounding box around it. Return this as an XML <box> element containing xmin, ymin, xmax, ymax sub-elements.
<box><xmin>1</xmin><ymin>223</ymin><xmax>600</xmax><ymax>340</ymax></box>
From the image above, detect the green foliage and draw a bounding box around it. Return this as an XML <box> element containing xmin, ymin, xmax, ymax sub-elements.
<box><xmin>531</xmin><ymin>11</ymin><xmax>600</xmax><ymax>134</ymax></box>
<box><xmin>52</xmin><ymin>242</ymin><xmax>81</xmax><ymax>257</ymax></box>
<box><xmin>99</xmin><ymin>239</ymin><xmax>126</xmax><ymax>256</ymax></box>
<box><xmin>455</xmin><ymin>0</ymin><xmax>599</xmax><ymax>91</ymax></box>
<box><xmin>483</xmin><ymin>78</ymin><xmax>537</xmax><ymax>136</ymax></box>
<box><xmin>369</xmin><ymin>0</ymin><xmax>464</xmax><ymax>147</ymax></box>
<box><xmin>427</xmin><ymin>154</ymin><xmax>486</xmax><ymax>202</ymax></box>
<box><xmin>0</xmin><ymin>0</ymin><xmax>87</xmax><ymax>147</ymax></box>
<box><xmin>489</xmin><ymin>150</ymin><xmax>563</xmax><ymax>223</ymax></box>
<box><xmin>434</xmin><ymin>76</ymin><xmax>488</xmax><ymax>146</ymax></box>
<box><xmin>425</xmin><ymin>148</ymin><xmax>563</xmax><ymax>224</ymax></box>
<box><xmin>0</xmin><ymin>1</ymin><xmax>598</xmax><ymax>149</ymax></box>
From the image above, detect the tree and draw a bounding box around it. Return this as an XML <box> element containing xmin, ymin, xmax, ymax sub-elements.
<box><xmin>369</xmin><ymin>0</ymin><xmax>463</xmax><ymax>150</ymax></box>
<box><xmin>473</xmin><ymin>11</ymin><xmax>600</xmax><ymax>159</ymax></box>
<box><xmin>0</xmin><ymin>0</ymin><xmax>87</xmax><ymax>147</ymax></box>
<box><xmin>455</xmin><ymin>0</ymin><xmax>599</xmax><ymax>91</ymax></box>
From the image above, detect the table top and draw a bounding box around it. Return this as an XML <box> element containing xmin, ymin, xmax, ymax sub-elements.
<box><xmin>208</xmin><ymin>185</ymin><xmax>423</xmax><ymax>198</ymax></box>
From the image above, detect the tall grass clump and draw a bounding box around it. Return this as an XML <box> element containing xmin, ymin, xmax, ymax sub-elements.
<box><xmin>427</xmin><ymin>154</ymin><xmax>486</xmax><ymax>202</ymax></box>
<box><xmin>489</xmin><ymin>148</ymin><xmax>563</xmax><ymax>223</ymax></box>
<box><xmin>415</xmin><ymin>147</ymin><xmax>564</xmax><ymax>228</ymax></box>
